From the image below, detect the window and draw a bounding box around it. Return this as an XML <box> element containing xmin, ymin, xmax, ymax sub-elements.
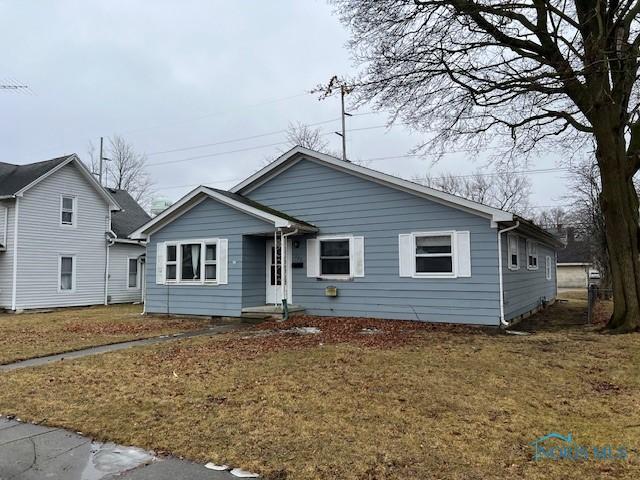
<box><xmin>507</xmin><ymin>234</ymin><xmax>519</xmax><ymax>270</ymax></box>
<box><xmin>204</xmin><ymin>243</ymin><xmax>217</xmax><ymax>281</ymax></box>
<box><xmin>320</xmin><ymin>239</ymin><xmax>350</xmax><ymax>276</ymax></box>
<box><xmin>527</xmin><ymin>240</ymin><xmax>538</xmax><ymax>270</ymax></box>
<box><xmin>164</xmin><ymin>239</ymin><xmax>218</xmax><ymax>284</ymax></box>
<box><xmin>546</xmin><ymin>256</ymin><xmax>552</xmax><ymax>280</ymax></box>
<box><xmin>166</xmin><ymin>244</ymin><xmax>177</xmax><ymax>281</ymax></box>
<box><xmin>59</xmin><ymin>256</ymin><xmax>74</xmax><ymax>291</ymax></box>
<box><xmin>414</xmin><ymin>233</ymin><xmax>454</xmax><ymax>275</ymax></box>
<box><xmin>128</xmin><ymin>258</ymin><xmax>139</xmax><ymax>288</ymax></box>
<box><xmin>60</xmin><ymin>195</ymin><xmax>76</xmax><ymax>226</ymax></box>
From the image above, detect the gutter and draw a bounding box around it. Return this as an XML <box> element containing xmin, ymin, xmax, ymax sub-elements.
<box><xmin>280</xmin><ymin>227</ymin><xmax>299</xmax><ymax>320</ymax></box>
<box><xmin>497</xmin><ymin>220</ymin><xmax>520</xmax><ymax>327</ymax></box>
<box><xmin>104</xmin><ymin>215</ymin><xmax>116</xmax><ymax>305</ymax></box>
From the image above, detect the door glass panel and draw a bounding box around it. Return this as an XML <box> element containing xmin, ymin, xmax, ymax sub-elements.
<box><xmin>270</xmin><ymin>246</ymin><xmax>282</xmax><ymax>286</ymax></box>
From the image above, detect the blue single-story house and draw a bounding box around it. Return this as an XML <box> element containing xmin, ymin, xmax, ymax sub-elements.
<box><xmin>130</xmin><ymin>146</ymin><xmax>561</xmax><ymax>326</ymax></box>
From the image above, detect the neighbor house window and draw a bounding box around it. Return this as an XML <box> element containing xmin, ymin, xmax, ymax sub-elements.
<box><xmin>546</xmin><ymin>256</ymin><xmax>552</xmax><ymax>280</ymax></box>
<box><xmin>128</xmin><ymin>258</ymin><xmax>139</xmax><ymax>288</ymax></box>
<box><xmin>165</xmin><ymin>244</ymin><xmax>177</xmax><ymax>281</ymax></box>
<box><xmin>60</xmin><ymin>195</ymin><xmax>76</xmax><ymax>226</ymax></box>
<box><xmin>414</xmin><ymin>232</ymin><xmax>454</xmax><ymax>275</ymax></box>
<box><xmin>204</xmin><ymin>243</ymin><xmax>217</xmax><ymax>281</ymax></box>
<box><xmin>59</xmin><ymin>256</ymin><xmax>74</xmax><ymax>291</ymax></box>
<box><xmin>507</xmin><ymin>234</ymin><xmax>519</xmax><ymax>270</ymax></box>
<box><xmin>527</xmin><ymin>240</ymin><xmax>538</xmax><ymax>270</ymax></box>
<box><xmin>320</xmin><ymin>238</ymin><xmax>350</xmax><ymax>276</ymax></box>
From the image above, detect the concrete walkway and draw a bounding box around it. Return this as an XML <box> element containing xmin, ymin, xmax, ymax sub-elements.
<box><xmin>0</xmin><ymin>417</ymin><xmax>253</xmax><ymax>479</ymax></box>
<box><xmin>0</xmin><ymin>322</ymin><xmax>252</xmax><ymax>372</ymax></box>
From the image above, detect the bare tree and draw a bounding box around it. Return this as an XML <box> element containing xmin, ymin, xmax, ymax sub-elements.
<box><xmin>104</xmin><ymin>135</ymin><xmax>154</xmax><ymax>209</ymax></box>
<box><xmin>333</xmin><ymin>0</ymin><xmax>640</xmax><ymax>331</ymax></box>
<box><xmin>285</xmin><ymin>121</ymin><xmax>331</xmax><ymax>152</ymax></box>
<box><xmin>535</xmin><ymin>207</ymin><xmax>568</xmax><ymax>231</ymax></box>
<box><xmin>416</xmin><ymin>170</ymin><xmax>533</xmax><ymax>216</ymax></box>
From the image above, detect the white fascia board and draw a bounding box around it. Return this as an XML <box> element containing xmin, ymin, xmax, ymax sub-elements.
<box><xmin>230</xmin><ymin>146</ymin><xmax>513</xmax><ymax>224</ymax></box>
<box><xmin>14</xmin><ymin>155</ymin><xmax>122</xmax><ymax>211</ymax></box>
<box><xmin>128</xmin><ymin>185</ymin><xmax>312</xmax><ymax>240</ymax></box>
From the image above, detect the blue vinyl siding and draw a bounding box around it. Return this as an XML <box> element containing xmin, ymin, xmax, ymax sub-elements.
<box><xmin>145</xmin><ymin>198</ymin><xmax>272</xmax><ymax>316</ymax></box>
<box><xmin>246</xmin><ymin>157</ymin><xmax>502</xmax><ymax>325</ymax></box>
<box><xmin>242</xmin><ymin>235</ymin><xmax>266</xmax><ymax>308</ymax></box>
<box><xmin>502</xmin><ymin>235</ymin><xmax>557</xmax><ymax>320</ymax></box>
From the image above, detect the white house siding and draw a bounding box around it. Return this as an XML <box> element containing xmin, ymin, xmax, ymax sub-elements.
<box><xmin>14</xmin><ymin>164</ymin><xmax>110</xmax><ymax>309</ymax></box>
<box><xmin>245</xmin><ymin>158</ymin><xmax>503</xmax><ymax>325</ymax></box>
<box><xmin>0</xmin><ymin>200</ymin><xmax>16</xmax><ymax>308</ymax></box>
<box><xmin>107</xmin><ymin>243</ymin><xmax>145</xmax><ymax>304</ymax></box>
<box><xmin>501</xmin><ymin>234</ymin><xmax>557</xmax><ymax>321</ymax></box>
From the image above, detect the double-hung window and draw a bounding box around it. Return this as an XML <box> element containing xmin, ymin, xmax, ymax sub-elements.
<box><xmin>164</xmin><ymin>239</ymin><xmax>219</xmax><ymax>284</ymax></box>
<box><xmin>59</xmin><ymin>255</ymin><xmax>74</xmax><ymax>291</ymax></box>
<box><xmin>414</xmin><ymin>232</ymin><xmax>454</xmax><ymax>275</ymax></box>
<box><xmin>60</xmin><ymin>195</ymin><xmax>76</xmax><ymax>226</ymax></box>
<box><xmin>128</xmin><ymin>258</ymin><xmax>139</xmax><ymax>288</ymax></box>
<box><xmin>545</xmin><ymin>255</ymin><xmax>552</xmax><ymax>280</ymax></box>
<box><xmin>507</xmin><ymin>234</ymin><xmax>519</xmax><ymax>270</ymax></box>
<box><xmin>527</xmin><ymin>240</ymin><xmax>538</xmax><ymax>270</ymax></box>
<box><xmin>320</xmin><ymin>239</ymin><xmax>350</xmax><ymax>276</ymax></box>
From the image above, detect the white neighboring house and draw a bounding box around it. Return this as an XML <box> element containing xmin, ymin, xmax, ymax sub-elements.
<box><xmin>0</xmin><ymin>154</ymin><xmax>149</xmax><ymax>311</ymax></box>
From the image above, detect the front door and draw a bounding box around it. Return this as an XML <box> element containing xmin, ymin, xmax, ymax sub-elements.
<box><xmin>266</xmin><ymin>239</ymin><xmax>292</xmax><ymax>304</ymax></box>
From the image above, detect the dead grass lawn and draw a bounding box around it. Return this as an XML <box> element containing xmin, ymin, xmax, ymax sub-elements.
<box><xmin>0</xmin><ymin>301</ymin><xmax>638</xmax><ymax>479</ymax></box>
<box><xmin>0</xmin><ymin>304</ymin><xmax>207</xmax><ymax>364</ymax></box>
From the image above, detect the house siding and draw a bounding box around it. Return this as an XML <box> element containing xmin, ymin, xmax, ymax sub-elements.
<box><xmin>14</xmin><ymin>164</ymin><xmax>110</xmax><ymax>309</ymax></box>
<box><xmin>502</xmin><ymin>234</ymin><xmax>557</xmax><ymax>321</ymax></box>
<box><xmin>241</xmin><ymin>235</ymin><xmax>266</xmax><ymax>308</ymax></box>
<box><xmin>246</xmin><ymin>158</ymin><xmax>502</xmax><ymax>325</ymax></box>
<box><xmin>108</xmin><ymin>243</ymin><xmax>145</xmax><ymax>304</ymax></box>
<box><xmin>145</xmin><ymin>198</ymin><xmax>273</xmax><ymax>316</ymax></box>
<box><xmin>0</xmin><ymin>200</ymin><xmax>16</xmax><ymax>308</ymax></box>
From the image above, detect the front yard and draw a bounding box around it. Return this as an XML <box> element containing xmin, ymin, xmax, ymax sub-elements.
<box><xmin>0</xmin><ymin>297</ymin><xmax>638</xmax><ymax>479</ymax></box>
<box><xmin>0</xmin><ymin>304</ymin><xmax>207</xmax><ymax>364</ymax></box>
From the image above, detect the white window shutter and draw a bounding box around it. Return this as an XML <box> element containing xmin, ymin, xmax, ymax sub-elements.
<box><xmin>351</xmin><ymin>236</ymin><xmax>365</xmax><ymax>277</ymax></box>
<box><xmin>155</xmin><ymin>242</ymin><xmax>166</xmax><ymax>284</ymax></box>
<box><xmin>398</xmin><ymin>234</ymin><xmax>413</xmax><ymax>277</ymax></box>
<box><xmin>306</xmin><ymin>238</ymin><xmax>320</xmax><ymax>277</ymax></box>
<box><xmin>455</xmin><ymin>231</ymin><xmax>472</xmax><ymax>277</ymax></box>
<box><xmin>218</xmin><ymin>238</ymin><xmax>228</xmax><ymax>285</ymax></box>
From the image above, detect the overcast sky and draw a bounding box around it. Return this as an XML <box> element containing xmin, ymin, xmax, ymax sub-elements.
<box><xmin>0</xmin><ymin>0</ymin><xmax>570</xmax><ymax>212</ymax></box>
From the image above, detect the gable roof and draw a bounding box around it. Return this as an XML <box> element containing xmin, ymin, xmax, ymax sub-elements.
<box><xmin>129</xmin><ymin>185</ymin><xmax>317</xmax><ymax>239</ymax></box>
<box><xmin>107</xmin><ymin>189</ymin><xmax>152</xmax><ymax>237</ymax></box>
<box><xmin>0</xmin><ymin>154</ymin><xmax>120</xmax><ymax>210</ymax></box>
<box><xmin>231</xmin><ymin>146</ymin><xmax>515</xmax><ymax>224</ymax></box>
<box><xmin>556</xmin><ymin>228</ymin><xmax>592</xmax><ymax>264</ymax></box>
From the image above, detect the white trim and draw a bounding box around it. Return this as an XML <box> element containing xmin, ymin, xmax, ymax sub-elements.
<box><xmin>266</xmin><ymin>238</ymin><xmax>293</xmax><ymax>304</ymax></box>
<box><xmin>410</xmin><ymin>231</ymin><xmax>457</xmax><ymax>279</ymax></box>
<box><xmin>127</xmin><ymin>256</ymin><xmax>140</xmax><ymax>289</ymax></box>
<box><xmin>526</xmin><ymin>239</ymin><xmax>539</xmax><ymax>270</ymax></box>
<box><xmin>316</xmin><ymin>234</ymin><xmax>355</xmax><ymax>280</ymax></box>
<box><xmin>507</xmin><ymin>233</ymin><xmax>519</xmax><ymax>271</ymax></box>
<box><xmin>230</xmin><ymin>146</ymin><xmax>513</xmax><ymax>224</ymax></box>
<box><xmin>129</xmin><ymin>185</ymin><xmax>317</xmax><ymax>239</ymax></box>
<box><xmin>1</xmin><ymin>205</ymin><xmax>8</xmax><ymax>249</ymax></box>
<box><xmin>498</xmin><ymin>221</ymin><xmax>520</xmax><ymax>326</ymax></box>
<box><xmin>545</xmin><ymin>255</ymin><xmax>552</xmax><ymax>281</ymax></box>
<box><xmin>162</xmin><ymin>238</ymin><xmax>221</xmax><ymax>286</ymax></box>
<box><xmin>14</xmin><ymin>155</ymin><xmax>120</xmax><ymax>210</ymax></box>
<box><xmin>60</xmin><ymin>194</ymin><xmax>77</xmax><ymax>227</ymax></box>
<box><xmin>58</xmin><ymin>254</ymin><xmax>76</xmax><ymax>293</ymax></box>
<box><xmin>10</xmin><ymin>197</ymin><xmax>19</xmax><ymax>310</ymax></box>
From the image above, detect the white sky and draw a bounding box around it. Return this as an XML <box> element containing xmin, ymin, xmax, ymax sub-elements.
<box><xmin>0</xmin><ymin>0</ymin><xmax>571</xmax><ymax>212</ymax></box>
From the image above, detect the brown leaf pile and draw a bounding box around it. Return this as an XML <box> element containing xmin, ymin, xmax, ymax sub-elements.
<box><xmin>63</xmin><ymin>317</ymin><xmax>204</xmax><ymax>336</ymax></box>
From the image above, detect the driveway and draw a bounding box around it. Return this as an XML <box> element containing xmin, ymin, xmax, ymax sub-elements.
<box><xmin>0</xmin><ymin>418</ymin><xmax>253</xmax><ymax>479</ymax></box>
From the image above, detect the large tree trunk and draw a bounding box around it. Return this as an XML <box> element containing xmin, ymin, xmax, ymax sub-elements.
<box><xmin>596</xmin><ymin>132</ymin><xmax>640</xmax><ymax>333</ymax></box>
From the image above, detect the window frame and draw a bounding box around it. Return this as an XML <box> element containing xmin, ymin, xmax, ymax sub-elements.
<box><xmin>526</xmin><ymin>240</ymin><xmax>539</xmax><ymax>270</ymax></box>
<box><xmin>507</xmin><ymin>233</ymin><xmax>519</xmax><ymax>271</ymax></box>
<box><xmin>412</xmin><ymin>231</ymin><xmax>457</xmax><ymax>278</ymax></box>
<box><xmin>127</xmin><ymin>257</ymin><xmax>139</xmax><ymax>289</ymax></box>
<box><xmin>58</xmin><ymin>254</ymin><xmax>76</xmax><ymax>292</ymax></box>
<box><xmin>60</xmin><ymin>195</ymin><xmax>77</xmax><ymax>227</ymax></box>
<box><xmin>318</xmin><ymin>235</ymin><xmax>353</xmax><ymax>280</ymax></box>
<box><xmin>164</xmin><ymin>239</ymin><xmax>219</xmax><ymax>285</ymax></box>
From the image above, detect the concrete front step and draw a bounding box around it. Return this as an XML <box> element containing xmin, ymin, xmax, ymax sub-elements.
<box><xmin>240</xmin><ymin>304</ymin><xmax>305</xmax><ymax>320</ymax></box>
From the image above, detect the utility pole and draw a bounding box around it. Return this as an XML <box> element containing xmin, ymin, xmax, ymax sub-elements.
<box><xmin>337</xmin><ymin>85</ymin><xmax>352</xmax><ymax>161</ymax></box>
<box><xmin>312</xmin><ymin>76</ymin><xmax>353</xmax><ymax>161</ymax></box>
<box><xmin>98</xmin><ymin>137</ymin><xmax>104</xmax><ymax>186</ymax></box>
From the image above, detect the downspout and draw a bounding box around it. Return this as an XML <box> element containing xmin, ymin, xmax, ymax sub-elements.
<box><xmin>497</xmin><ymin>220</ymin><xmax>520</xmax><ymax>327</ymax></box>
<box><xmin>11</xmin><ymin>197</ymin><xmax>19</xmax><ymax>311</ymax></box>
<box><xmin>104</xmin><ymin>210</ymin><xmax>116</xmax><ymax>305</ymax></box>
<box><xmin>281</xmin><ymin>227</ymin><xmax>299</xmax><ymax>320</ymax></box>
